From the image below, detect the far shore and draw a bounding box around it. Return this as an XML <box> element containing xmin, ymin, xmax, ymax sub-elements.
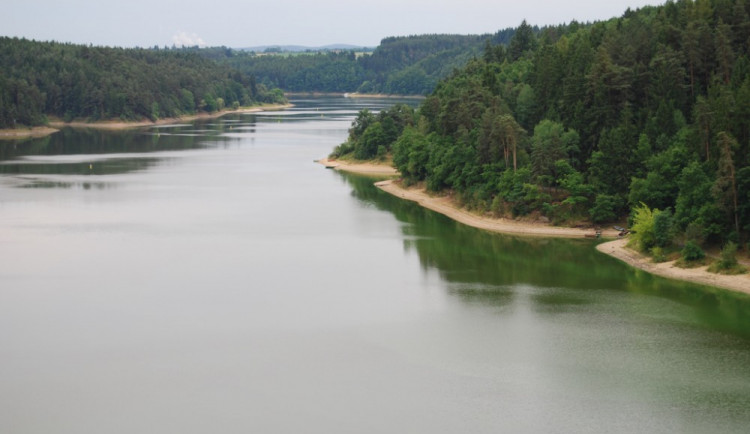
<box><xmin>0</xmin><ymin>126</ymin><xmax>60</xmax><ymax>140</ymax></box>
<box><xmin>0</xmin><ymin>104</ymin><xmax>292</xmax><ymax>140</ymax></box>
<box><xmin>49</xmin><ymin>103</ymin><xmax>292</xmax><ymax>130</ymax></box>
<box><xmin>285</xmin><ymin>91</ymin><xmax>426</xmax><ymax>99</ymax></box>
<box><xmin>319</xmin><ymin>158</ymin><xmax>750</xmax><ymax>295</ymax></box>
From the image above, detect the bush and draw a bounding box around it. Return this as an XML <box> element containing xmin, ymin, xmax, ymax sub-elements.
<box><xmin>707</xmin><ymin>242</ymin><xmax>748</xmax><ymax>274</ymax></box>
<box><xmin>651</xmin><ymin>246</ymin><xmax>667</xmax><ymax>263</ymax></box>
<box><xmin>329</xmin><ymin>141</ymin><xmax>354</xmax><ymax>159</ymax></box>
<box><xmin>681</xmin><ymin>240</ymin><xmax>705</xmax><ymax>262</ymax></box>
<box><xmin>719</xmin><ymin>242</ymin><xmax>739</xmax><ymax>268</ymax></box>
<box><xmin>590</xmin><ymin>194</ymin><xmax>619</xmax><ymax>223</ymax></box>
<box><xmin>629</xmin><ymin>203</ymin><xmax>657</xmax><ymax>253</ymax></box>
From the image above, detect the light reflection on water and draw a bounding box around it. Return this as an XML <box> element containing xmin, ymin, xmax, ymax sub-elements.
<box><xmin>0</xmin><ymin>97</ymin><xmax>748</xmax><ymax>434</ymax></box>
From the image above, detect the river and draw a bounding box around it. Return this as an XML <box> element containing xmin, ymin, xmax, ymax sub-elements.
<box><xmin>1</xmin><ymin>97</ymin><xmax>749</xmax><ymax>433</ymax></box>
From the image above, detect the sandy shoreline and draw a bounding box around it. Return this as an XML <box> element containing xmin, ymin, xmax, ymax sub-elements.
<box><xmin>318</xmin><ymin>157</ymin><xmax>400</xmax><ymax>176</ymax></box>
<box><xmin>597</xmin><ymin>239</ymin><xmax>750</xmax><ymax>295</ymax></box>
<box><xmin>1</xmin><ymin>104</ymin><xmax>292</xmax><ymax>140</ymax></box>
<box><xmin>375</xmin><ymin>179</ymin><xmax>619</xmax><ymax>238</ymax></box>
<box><xmin>49</xmin><ymin>104</ymin><xmax>292</xmax><ymax>130</ymax></box>
<box><xmin>0</xmin><ymin>126</ymin><xmax>60</xmax><ymax>140</ymax></box>
<box><xmin>320</xmin><ymin>159</ymin><xmax>750</xmax><ymax>295</ymax></box>
<box><xmin>286</xmin><ymin>92</ymin><xmax>425</xmax><ymax>99</ymax></box>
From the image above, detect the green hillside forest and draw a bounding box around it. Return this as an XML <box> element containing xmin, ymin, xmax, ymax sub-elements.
<box><xmin>0</xmin><ymin>37</ymin><xmax>286</xmax><ymax>128</ymax></box>
<box><xmin>332</xmin><ymin>0</ymin><xmax>750</xmax><ymax>259</ymax></box>
<box><xmin>205</xmin><ymin>30</ymin><xmax>521</xmax><ymax>95</ymax></box>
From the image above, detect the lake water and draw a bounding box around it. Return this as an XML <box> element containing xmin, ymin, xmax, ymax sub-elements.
<box><xmin>1</xmin><ymin>97</ymin><xmax>749</xmax><ymax>433</ymax></box>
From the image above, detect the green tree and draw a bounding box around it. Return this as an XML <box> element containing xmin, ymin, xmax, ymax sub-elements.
<box><xmin>653</xmin><ymin>207</ymin><xmax>674</xmax><ymax>248</ymax></box>
<box><xmin>530</xmin><ymin>119</ymin><xmax>579</xmax><ymax>185</ymax></box>
<box><xmin>393</xmin><ymin>126</ymin><xmax>429</xmax><ymax>182</ymax></box>
<box><xmin>509</xmin><ymin>20</ymin><xmax>538</xmax><ymax>61</ymax></box>
<box><xmin>713</xmin><ymin>132</ymin><xmax>740</xmax><ymax>236</ymax></box>
<box><xmin>629</xmin><ymin>203</ymin><xmax>658</xmax><ymax>253</ymax></box>
<box><xmin>354</xmin><ymin>121</ymin><xmax>387</xmax><ymax>160</ymax></box>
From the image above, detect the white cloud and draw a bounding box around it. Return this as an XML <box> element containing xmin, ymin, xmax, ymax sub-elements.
<box><xmin>172</xmin><ymin>31</ymin><xmax>207</xmax><ymax>47</ymax></box>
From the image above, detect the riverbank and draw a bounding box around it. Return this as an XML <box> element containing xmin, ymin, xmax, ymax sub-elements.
<box><xmin>375</xmin><ymin>179</ymin><xmax>618</xmax><ymax>238</ymax></box>
<box><xmin>286</xmin><ymin>91</ymin><xmax>425</xmax><ymax>99</ymax></box>
<box><xmin>320</xmin><ymin>159</ymin><xmax>750</xmax><ymax>294</ymax></box>
<box><xmin>597</xmin><ymin>238</ymin><xmax>750</xmax><ymax>295</ymax></box>
<box><xmin>1</xmin><ymin>104</ymin><xmax>292</xmax><ymax>140</ymax></box>
<box><xmin>0</xmin><ymin>126</ymin><xmax>60</xmax><ymax>140</ymax></box>
<box><xmin>318</xmin><ymin>157</ymin><xmax>400</xmax><ymax>176</ymax></box>
<box><xmin>49</xmin><ymin>104</ymin><xmax>292</xmax><ymax>131</ymax></box>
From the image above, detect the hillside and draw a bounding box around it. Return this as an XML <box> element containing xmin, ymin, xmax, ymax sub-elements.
<box><xmin>211</xmin><ymin>29</ymin><xmax>529</xmax><ymax>95</ymax></box>
<box><xmin>334</xmin><ymin>0</ymin><xmax>750</xmax><ymax>255</ymax></box>
<box><xmin>0</xmin><ymin>37</ymin><xmax>285</xmax><ymax>129</ymax></box>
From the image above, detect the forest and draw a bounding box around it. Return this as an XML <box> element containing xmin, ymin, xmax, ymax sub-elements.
<box><xmin>0</xmin><ymin>37</ymin><xmax>286</xmax><ymax>129</ymax></box>
<box><xmin>333</xmin><ymin>0</ymin><xmax>750</xmax><ymax>262</ymax></box>
<box><xmin>209</xmin><ymin>30</ymin><xmax>523</xmax><ymax>95</ymax></box>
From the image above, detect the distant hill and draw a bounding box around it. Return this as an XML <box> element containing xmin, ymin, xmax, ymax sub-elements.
<box><xmin>0</xmin><ymin>37</ymin><xmax>286</xmax><ymax>128</ymax></box>
<box><xmin>205</xmin><ymin>30</ymin><xmax>527</xmax><ymax>95</ymax></box>
<box><xmin>239</xmin><ymin>44</ymin><xmax>374</xmax><ymax>53</ymax></box>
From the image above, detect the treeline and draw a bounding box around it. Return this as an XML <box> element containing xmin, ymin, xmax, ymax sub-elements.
<box><xmin>0</xmin><ymin>37</ymin><xmax>286</xmax><ymax>128</ymax></box>
<box><xmin>335</xmin><ymin>0</ymin><xmax>750</xmax><ymax>250</ymax></box>
<box><xmin>209</xmin><ymin>31</ymin><xmax>531</xmax><ymax>95</ymax></box>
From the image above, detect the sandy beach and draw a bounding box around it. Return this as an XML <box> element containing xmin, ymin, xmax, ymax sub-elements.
<box><xmin>375</xmin><ymin>179</ymin><xmax>619</xmax><ymax>238</ymax></box>
<box><xmin>285</xmin><ymin>92</ymin><xmax>425</xmax><ymax>99</ymax></box>
<box><xmin>597</xmin><ymin>238</ymin><xmax>750</xmax><ymax>295</ymax></box>
<box><xmin>318</xmin><ymin>157</ymin><xmax>400</xmax><ymax>176</ymax></box>
<box><xmin>0</xmin><ymin>104</ymin><xmax>293</xmax><ymax>140</ymax></box>
<box><xmin>0</xmin><ymin>126</ymin><xmax>60</xmax><ymax>140</ymax></box>
<box><xmin>320</xmin><ymin>159</ymin><xmax>750</xmax><ymax>295</ymax></box>
<box><xmin>48</xmin><ymin>104</ymin><xmax>292</xmax><ymax>131</ymax></box>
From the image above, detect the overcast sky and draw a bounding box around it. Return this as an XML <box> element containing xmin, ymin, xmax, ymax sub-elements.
<box><xmin>6</xmin><ymin>0</ymin><xmax>665</xmax><ymax>48</ymax></box>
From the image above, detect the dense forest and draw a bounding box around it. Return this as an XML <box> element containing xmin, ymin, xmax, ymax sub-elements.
<box><xmin>208</xmin><ymin>30</ymin><xmax>524</xmax><ymax>95</ymax></box>
<box><xmin>333</xmin><ymin>0</ymin><xmax>750</xmax><ymax>259</ymax></box>
<box><xmin>0</xmin><ymin>37</ymin><xmax>285</xmax><ymax>129</ymax></box>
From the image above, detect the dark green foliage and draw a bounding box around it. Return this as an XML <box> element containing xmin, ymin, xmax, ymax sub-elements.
<box><xmin>653</xmin><ymin>208</ymin><xmax>674</xmax><ymax>248</ymax></box>
<box><xmin>530</xmin><ymin>120</ymin><xmax>579</xmax><ymax>185</ymax></box>
<box><xmin>508</xmin><ymin>20</ymin><xmax>538</xmax><ymax>61</ymax></box>
<box><xmin>335</xmin><ymin>105</ymin><xmax>416</xmax><ymax>161</ymax></box>
<box><xmin>675</xmin><ymin>161</ymin><xmax>724</xmax><ymax>241</ymax></box>
<box><xmin>214</xmin><ymin>29</ymin><xmax>543</xmax><ymax>96</ymax></box>
<box><xmin>682</xmin><ymin>240</ymin><xmax>706</xmax><ymax>262</ymax></box>
<box><xmin>0</xmin><ymin>37</ymin><xmax>283</xmax><ymax>128</ymax></box>
<box><xmin>590</xmin><ymin>194</ymin><xmax>621</xmax><ymax>224</ymax></box>
<box><xmin>330</xmin><ymin>1</ymin><xmax>750</xmax><ymax>242</ymax></box>
<box><xmin>355</xmin><ymin>122</ymin><xmax>387</xmax><ymax>160</ymax></box>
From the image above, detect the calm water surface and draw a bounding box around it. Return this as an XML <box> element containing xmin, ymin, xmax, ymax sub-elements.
<box><xmin>1</xmin><ymin>97</ymin><xmax>749</xmax><ymax>433</ymax></box>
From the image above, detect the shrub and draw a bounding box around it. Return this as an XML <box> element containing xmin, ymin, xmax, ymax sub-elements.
<box><xmin>651</xmin><ymin>246</ymin><xmax>667</xmax><ymax>263</ymax></box>
<box><xmin>590</xmin><ymin>194</ymin><xmax>619</xmax><ymax>223</ymax></box>
<box><xmin>681</xmin><ymin>240</ymin><xmax>705</xmax><ymax>262</ymax></box>
<box><xmin>329</xmin><ymin>141</ymin><xmax>354</xmax><ymax>159</ymax></box>
<box><xmin>719</xmin><ymin>242</ymin><xmax>739</xmax><ymax>268</ymax></box>
<box><xmin>629</xmin><ymin>203</ymin><xmax>657</xmax><ymax>253</ymax></box>
<box><xmin>707</xmin><ymin>242</ymin><xmax>748</xmax><ymax>274</ymax></box>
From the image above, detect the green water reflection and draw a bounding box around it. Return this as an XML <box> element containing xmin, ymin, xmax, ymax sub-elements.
<box><xmin>343</xmin><ymin>172</ymin><xmax>750</xmax><ymax>338</ymax></box>
<box><xmin>0</xmin><ymin>119</ymin><xmax>248</xmax><ymax>182</ymax></box>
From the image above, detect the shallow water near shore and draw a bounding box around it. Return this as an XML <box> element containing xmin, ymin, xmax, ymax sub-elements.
<box><xmin>1</xmin><ymin>97</ymin><xmax>749</xmax><ymax>434</ymax></box>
